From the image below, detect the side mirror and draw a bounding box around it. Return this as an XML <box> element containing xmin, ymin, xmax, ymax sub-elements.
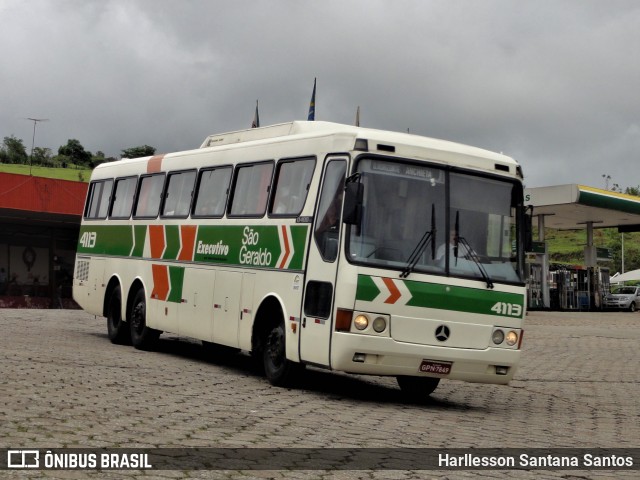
<box><xmin>523</xmin><ymin>212</ymin><xmax>533</xmax><ymax>252</ymax></box>
<box><xmin>343</xmin><ymin>182</ymin><xmax>363</xmax><ymax>225</ymax></box>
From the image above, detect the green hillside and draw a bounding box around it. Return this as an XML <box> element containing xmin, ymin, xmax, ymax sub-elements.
<box><xmin>542</xmin><ymin>227</ymin><xmax>640</xmax><ymax>273</ymax></box>
<box><xmin>0</xmin><ymin>163</ymin><xmax>91</xmax><ymax>182</ymax></box>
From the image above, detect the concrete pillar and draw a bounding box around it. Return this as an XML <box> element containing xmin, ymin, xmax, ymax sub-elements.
<box><xmin>538</xmin><ymin>215</ymin><xmax>550</xmax><ymax>309</ymax></box>
<box><xmin>584</xmin><ymin>222</ymin><xmax>596</xmax><ymax>268</ymax></box>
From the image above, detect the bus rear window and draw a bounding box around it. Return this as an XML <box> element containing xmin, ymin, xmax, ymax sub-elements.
<box><xmin>84</xmin><ymin>179</ymin><xmax>113</xmax><ymax>219</ymax></box>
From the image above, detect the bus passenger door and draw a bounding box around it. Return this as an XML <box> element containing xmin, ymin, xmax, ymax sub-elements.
<box><xmin>300</xmin><ymin>158</ymin><xmax>347</xmax><ymax>367</ymax></box>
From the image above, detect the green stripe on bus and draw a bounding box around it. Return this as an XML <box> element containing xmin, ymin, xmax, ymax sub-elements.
<box><xmin>78</xmin><ymin>225</ymin><xmax>133</xmax><ymax>256</ymax></box>
<box><xmin>404</xmin><ymin>279</ymin><xmax>524</xmax><ymax>317</ymax></box>
<box><xmin>77</xmin><ymin>223</ymin><xmax>309</xmax><ymax>270</ymax></box>
<box><xmin>355</xmin><ymin>275</ymin><xmax>381</xmax><ymax>302</ymax></box>
<box><xmin>356</xmin><ymin>275</ymin><xmax>525</xmax><ymax>318</ymax></box>
<box><xmin>132</xmin><ymin>225</ymin><xmax>146</xmax><ymax>258</ymax></box>
<box><xmin>167</xmin><ymin>266</ymin><xmax>185</xmax><ymax>303</ymax></box>
<box><xmin>288</xmin><ymin>225</ymin><xmax>308</xmax><ymax>270</ymax></box>
<box><xmin>194</xmin><ymin>225</ymin><xmax>308</xmax><ymax>269</ymax></box>
<box><xmin>163</xmin><ymin>225</ymin><xmax>181</xmax><ymax>260</ymax></box>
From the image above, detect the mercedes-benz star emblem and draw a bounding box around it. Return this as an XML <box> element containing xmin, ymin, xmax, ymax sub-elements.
<box><xmin>435</xmin><ymin>325</ymin><xmax>450</xmax><ymax>342</ymax></box>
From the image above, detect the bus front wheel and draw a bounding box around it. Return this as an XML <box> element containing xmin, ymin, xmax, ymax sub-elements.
<box><xmin>129</xmin><ymin>289</ymin><xmax>160</xmax><ymax>350</ymax></box>
<box><xmin>106</xmin><ymin>285</ymin><xmax>130</xmax><ymax>344</ymax></box>
<box><xmin>263</xmin><ymin>321</ymin><xmax>301</xmax><ymax>387</ymax></box>
<box><xmin>396</xmin><ymin>376</ymin><xmax>440</xmax><ymax>401</ymax></box>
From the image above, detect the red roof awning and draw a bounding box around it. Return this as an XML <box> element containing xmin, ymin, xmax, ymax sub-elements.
<box><xmin>0</xmin><ymin>172</ymin><xmax>88</xmax><ymax>216</ymax></box>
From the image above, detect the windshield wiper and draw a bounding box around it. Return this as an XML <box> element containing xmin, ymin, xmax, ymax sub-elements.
<box><xmin>400</xmin><ymin>204</ymin><xmax>436</xmax><ymax>278</ymax></box>
<box><xmin>457</xmin><ymin>236</ymin><xmax>494</xmax><ymax>289</ymax></box>
<box><xmin>454</xmin><ymin>211</ymin><xmax>494</xmax><ymax>289</ymax></box>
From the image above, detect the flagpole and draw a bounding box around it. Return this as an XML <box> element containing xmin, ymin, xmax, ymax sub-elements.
<box><xmin>252</xmin><ymin>100</ymin><xmax>260</xmax><ymax>128</ymax></box>
<box><xmin>355</xmin><ymin>106</ymin><xmax>360</xmax><ymax>127</ymax></box>
<box><xmin>307</xmin><ymin>78</ymin><xmax>316</xmax><ymax>121</ymax></box>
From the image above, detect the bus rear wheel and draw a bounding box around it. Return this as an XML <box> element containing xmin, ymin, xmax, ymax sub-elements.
<box><xmin>129</xmin><ymin>289</ymin><xmax>160</xmax><ymax>350</ymax></box>
<box><xmin>396</xmin><ymin>376</ymin><xmax>440</xmax><ymax>401</ymax></box>
<box><xmin>106</xmin><ymin>285</ymin><xmax>130</xmax><ymax>344</ymax></box>
<box><xmin>263</xmin><ymin>321</ymin><xmax>301</xmax><ymax>387</ymax></box>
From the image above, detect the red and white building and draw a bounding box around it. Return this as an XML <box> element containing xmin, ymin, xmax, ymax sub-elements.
<box><xmin>0</xmin><ymin>172</ymin><xmax>87</xmax><ymax>308</ymax></box>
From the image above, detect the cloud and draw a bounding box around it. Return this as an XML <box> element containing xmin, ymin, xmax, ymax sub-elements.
<box><xmin>1</xmin><ymin>0</ymin><xmax>639</xmax><ymax>188</ymax></box>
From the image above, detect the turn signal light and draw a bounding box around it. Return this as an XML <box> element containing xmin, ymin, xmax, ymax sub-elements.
<box><xmin>335</xmin><ymin>309</ymin><xmax>353</xmax><ymax>331</ymax></box>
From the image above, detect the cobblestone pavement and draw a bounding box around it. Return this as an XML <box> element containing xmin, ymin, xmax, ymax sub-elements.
<box><xmin>0</xmin><ymin>309</ymin><xmax>638</xmax><ymax>479</ymax></box>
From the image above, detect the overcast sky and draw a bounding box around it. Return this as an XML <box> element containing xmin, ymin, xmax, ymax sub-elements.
<box><xmin>2</xmin><ymin>0</ymin><xmax>639</xmax><ymax>188</ymax></box>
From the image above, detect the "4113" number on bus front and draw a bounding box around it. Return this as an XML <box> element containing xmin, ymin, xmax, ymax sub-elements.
<box><xmin>490</xmin><ymin>302</ymin><xmax>522</xmax><ymax>317</ymax></box>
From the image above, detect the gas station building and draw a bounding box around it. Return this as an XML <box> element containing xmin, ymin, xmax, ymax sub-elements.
<box><xmin>525</xmin><ymin>184</ymin><xmax>640</xmax><ymax>310</ymax></box>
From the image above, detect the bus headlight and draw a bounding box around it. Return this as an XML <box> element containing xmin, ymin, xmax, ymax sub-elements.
<box><xmin>353</xmin><ymin>314</ymin><xmax>369</xmax><ymax>330</ymax></box>
<box><xmin>372</xmin><ymin>316</ymin><xmax>387</xmax><ymax>333</ymax></box>
<box><xmin>492</xmin><ymin>329</ymin><xmax>505</xmax><ymax>345</ymax></box>
<box><xmin>505</xmin><ymin>331</ymin><xmax>518</xmax><ymax>346</ymax></box>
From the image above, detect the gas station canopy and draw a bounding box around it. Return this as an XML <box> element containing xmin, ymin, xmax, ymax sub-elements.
<box><xmin>523</xmin><ymin>184</ymin><xmax>640</xmax><ymax>310</ymax></box>
<box><xmin>525</xmin><ymin>184</ymin><xmax>640</xmax><ymax>231</ymax></box>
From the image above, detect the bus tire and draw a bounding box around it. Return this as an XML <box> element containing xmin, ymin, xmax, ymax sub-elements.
<box><xmin>106</xmin><ymin>285</ymin><xmax>130</xmax><ymax>344</ymax></box>
<box><xmin>129</xmin><ymin>289</ymin><xmax>160</xmax><ymax>350</ymax></box>
<box><xmin>263</xmin><ymin>320</ymin><xmax>300</xmax><ymax>387</ymax></box>
<box><xmin>396</xmin><ymin>376</ymin><xmax>440</xmax><ymax>401</ymax></box>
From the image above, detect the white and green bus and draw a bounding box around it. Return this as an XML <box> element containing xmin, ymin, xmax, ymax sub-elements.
<box><xmin>74</xmin><ymin>121</ymin><xmax>528</xmax><ymax>399</ymax></box>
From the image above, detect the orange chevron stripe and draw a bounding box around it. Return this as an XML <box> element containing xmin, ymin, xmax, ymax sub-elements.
<box><xmin>151</xmin><ymin>264</ymin><xmax>169</xmax><ymax>301</ymax></box>
<box><xmin>149</xmin><ymin>225</ymin><xmax>165</xmax><ymax>259</ymax></box>
<box><xmin>178</xmin><ymin>225</ymin><xmax>197</xmax><ymax>261</ymax></box>
<box><xmin>382</xmin><ymin>277</ymin><xmax>401</xmax><ymax>304</ymax></box>
<box><xmin>278</xmin><ymin>225</ymin><xmax>291</xmax><ymax>269</ymax></box>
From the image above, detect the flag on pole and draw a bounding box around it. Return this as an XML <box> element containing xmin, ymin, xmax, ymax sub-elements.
<box><xmin>355</xmin><ymin>106</ymin><xmax>360</xmax><ymax>127</ymax></box>
<box><xmin>251</xmin><ymin>100</ymin><xmax>260</xmax><ymax>128</ymax></box>
<box><xmin>307</xmin><ymin>78</ymin><xmax>316</xmax><ymax>121</ymax></box>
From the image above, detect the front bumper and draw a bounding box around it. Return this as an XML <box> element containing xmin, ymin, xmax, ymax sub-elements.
<box><xmin>331</xmin><ymin>332</ymin><xmax>520</xmax><ymax>385</ymax></box>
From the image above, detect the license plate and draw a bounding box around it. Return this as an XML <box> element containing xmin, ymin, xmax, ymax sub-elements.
<box><xmin>419</xmin><ymin>360</ymin><xmax>452</xmax><ymax>375</ymax></box>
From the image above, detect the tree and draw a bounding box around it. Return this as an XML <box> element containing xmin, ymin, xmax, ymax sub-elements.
<box><xmin>58</xmin><ymin>139</ymin><xmax>92</xmax><ymax>166</ymax></box>
<box><xmin>1</xmin><ymin>135</ymin><xmax>29</xmax><ymax>164</ymax></box>
<box><xmin>32</xmin><ymin>147</ymin><xmax>52</xmax><ymax>166</ymax></box>
<box><xmin>624</xmin><ymin>186</ymin><xmax>640</xmax><ymax>196</ymax></box>
<box><xmin>121</xmin><ymin>145</ymin><xmax>156</xmax><ymax>159</ymax></box>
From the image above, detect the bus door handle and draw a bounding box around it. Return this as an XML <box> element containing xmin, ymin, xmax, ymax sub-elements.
<box><xmin>302</xmin><ymin>318</ymin><xmax>306</xmax><ymax>328</ymax></box>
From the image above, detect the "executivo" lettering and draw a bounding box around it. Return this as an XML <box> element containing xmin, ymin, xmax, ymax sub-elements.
<box><xmin>196</xmin><ymin>240</ymin><xmax>229</xmax><ymax>256</ymax></box>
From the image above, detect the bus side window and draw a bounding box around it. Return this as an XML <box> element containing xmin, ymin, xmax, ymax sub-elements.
<box><xmin>314</xmin><ymin>160</ymin><xmax>347</xmax><ymax>262</ymax></box>
<box><xmin>229</xmin><ymin>162</ymin><xmax>274</xmax><ymax>217</ymax></box>
<box><xmin>133</xmin><ymin>173</ymin><xmax>165</xmax><ymax>219</ymax></box>
<box><xmin>192</xmin><ymin>167</ymin><xmax>232</xmax><ymax>217</ymax></box>
<box><xmin>162</xmin><ymin>170</ymin><xmax>196</xmax><ymax>218</ymax></box>
<box><xmin>269</xmin><ymin>157</ymin><xmax>315</xmax><ymax>216</ymax></box>
<box><xmin>109</xmin><ymin>176</ymin><xmax>137</xmax><ymax>219</ymax></box>
<box><xmin>84</xmin><ymin>179</ymin><xmax>113</xmax><ymax>219</ymax></box>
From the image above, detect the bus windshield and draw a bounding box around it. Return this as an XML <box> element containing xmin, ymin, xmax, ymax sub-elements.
<box><xmin>347</xmin><ymin>158</ymin><xmax>523</xmax><ymax>284</ymax></box>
